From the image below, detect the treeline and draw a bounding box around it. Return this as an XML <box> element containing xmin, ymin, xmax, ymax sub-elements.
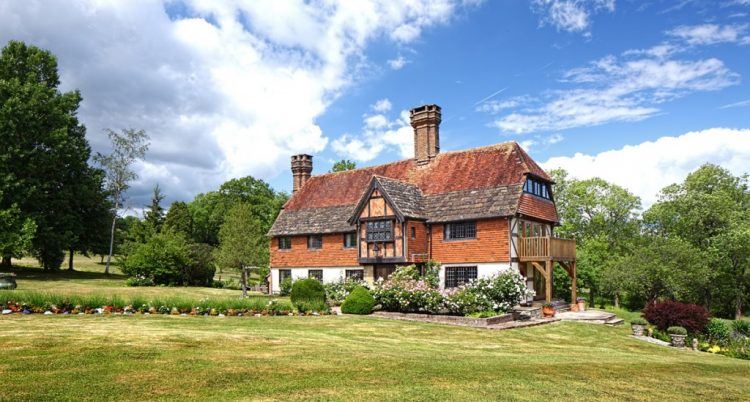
<box><xmin>551</xmin><ymin>165</ymin><xmax>749</xmax><ymax>319</ymax></box>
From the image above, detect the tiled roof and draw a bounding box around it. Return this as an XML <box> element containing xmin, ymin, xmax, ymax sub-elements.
<box><xmin>268</xmin><ymin>141</ymin><xmax>558</xmax><ymax>236</ymax></box>
<box><xmin>517</xmin><ymin>193</ymin><xmax>558</xmax><ymax>223</ymax></box>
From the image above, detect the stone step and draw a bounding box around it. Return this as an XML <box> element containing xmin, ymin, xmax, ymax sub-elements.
<box><xmin>604</xmin><ymin>317</ymin><xmax>624</xmax><ymax>326</ymax></box>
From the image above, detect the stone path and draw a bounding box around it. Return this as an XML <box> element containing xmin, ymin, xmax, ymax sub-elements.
<box><xmin>556</xmin><ymin>309</ymin><xmax>624</xmax><ymax>326</ymax></box>
<box><xmin>631</xmin><ymin>335</ymin><xmax>671</xmax><ymax>347</ymax></box>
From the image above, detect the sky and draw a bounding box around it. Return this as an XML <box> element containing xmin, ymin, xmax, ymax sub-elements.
<box><xmin>1</xmin><ymin>0</ymin><xmax>749</xmax><ymax>211</ymax></box>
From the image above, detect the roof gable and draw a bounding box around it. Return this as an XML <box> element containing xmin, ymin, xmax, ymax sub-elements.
<box><xmin>347</xmin><ymin>176</ymin><xmax>425</xmax><ymax>225</ymax></box>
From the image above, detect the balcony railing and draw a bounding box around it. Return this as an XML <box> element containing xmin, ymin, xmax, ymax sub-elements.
<box><xmin>518</xmin><ymin>236</ymin><xmax>576</xmax><ymax>261</ymax></box>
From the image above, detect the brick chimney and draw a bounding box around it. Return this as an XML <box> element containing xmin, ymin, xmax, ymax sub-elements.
<box><xmin>291</xmin><ymin>154</ymin><xmax>313</xmax><ymax>193</ymax></box>
<box><xmin>410</xmin><ymin>104</ymin><xmax>441</xmax><ymax>165</ymax></box>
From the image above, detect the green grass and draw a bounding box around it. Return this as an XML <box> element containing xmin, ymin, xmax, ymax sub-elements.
<box><xmin>0</xmin><ymin>316</ymin><xmax>747</xmax><ymax>401</ymax></box>
<box><xmin>8</xmin><ymin>254</ymin><xmax>263</xmax><ymax>299</ymax></box>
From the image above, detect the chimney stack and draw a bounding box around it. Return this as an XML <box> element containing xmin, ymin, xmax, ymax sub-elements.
<box><xmin>291</xmin><ymin>154</ymin><xmax>313</xmax><ymax>193</ymax></box>
<box><xmin>410</xmin><ymin>104</ymin><xmax>441</xmax><ymax>165</ymax></box>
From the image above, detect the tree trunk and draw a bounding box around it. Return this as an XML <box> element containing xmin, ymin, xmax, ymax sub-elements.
<box><xmin>736</xmin><ymin>294</ymin><xmax>743</xmax><ymax>321</ymax></box>
<box><xmin>1</xmin><ymin>256</ymin><xmax>10</xmax><ymax>270</ymax></box>
<box><xmin>68</xmin><ymin>248</ymin><xmax>75</xmax><ymax>271</ymax></box>
<box><xmin>100</xmin><ymin>255</ymin><xmax>104</xmax><ymax>264</ymax></box>
<box><xmin>105</xmin><ymin>207</ymin><xmax>118</xmax><ymax>275</ymax></box>
<box><xmin>614</xmin><ymin>293</ymin><xmax>620</xmax><ymax>309</ymax></box>
<box><xmin>241</xmin><ymin>266</ymin><xmax>248</xmax><ymax>299</ymax></box>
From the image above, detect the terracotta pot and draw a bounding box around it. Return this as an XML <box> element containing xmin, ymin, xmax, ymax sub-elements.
<box><xmin>570</xmin><ymin>303</ymin><xmax>579</xmax><ymax>312</ymax></box>
<box><xmin>577</xmin><ymin>301</ymin><xmax>586</xmax><ymax>311</ymax></box>
<box><xmin>542</xmin><ymin>306</ymin><xmax>555</xmax><ymax>317</ymax></box>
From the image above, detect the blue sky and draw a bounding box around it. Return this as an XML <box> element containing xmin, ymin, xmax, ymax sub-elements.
<box><xmin>1</xmin><ymin>0</ymin><xmax>748</xmax><ymax>209</ymax></box>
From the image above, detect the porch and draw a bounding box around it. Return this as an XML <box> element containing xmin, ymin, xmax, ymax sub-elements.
<box><xmin>517</xmin><ymin>236</ymin><xmax>577</xmax><ymax>303</ymax></box>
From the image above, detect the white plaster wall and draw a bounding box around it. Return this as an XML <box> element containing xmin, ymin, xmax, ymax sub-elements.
<box><xmin>270</xmin><ymin>267</ymin><xmax>362</xmax><ymax>293</ymax></box>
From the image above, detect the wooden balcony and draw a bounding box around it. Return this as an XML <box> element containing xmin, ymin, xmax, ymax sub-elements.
<box><xmin>518</xmin><ymin>236</ymin><xmax>576</xmax><ymax>262</ymax></box>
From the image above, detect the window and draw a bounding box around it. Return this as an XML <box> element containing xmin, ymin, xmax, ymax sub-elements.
<box><xmin>307</xmin><ymin>235</ymin><xmax>323</xmax><ymax>249</ymax></box>
<box><xmin>445</xmin><ymin>266</ymin><xmax>477</xmax><ymax>288</ymax></box>
<box><xmin>365</xmin><ymin>220</ymin><xmax>393</xmax><ymax>242</ymax></box>
<box><xmin>278</xmin><ymin>237</ymin><xmax>292</xmax><ymax>250</ymax></box>
<box><xmin>444</xmin><ymin>221</ymin><xmax>477</xmax><ymax>240</ymax></box>
<box><xmin>345</xmin><ymin>269</ymin><xmax>364</xmax><ymax>281</ymax></box>
<box><xmin>520</xmin><ymin>220</ymin><xmax>547</xmax><ymax>238</ymax></box>
<box><xmin>411</xmin><ymin>226</ymin><xmax>416</xmax><ymax>239</ymax></box>
<box><xmin>374</xmin><ymin>265</ymin><xmax>396</xmax><ymax>281</ymax></box>
<box><xmin>343</xmin><ymin>232</ymin><xmax>357</xmax><ymax>248</ymax></box>
<box><xmin>524</xmin><ymin>177</ymin><xmax>552</xmax><ymax>200</ymax></box>
<box><xmin>308</xmin><ymin>269</ymin><xmax>323</xmax><ymax>281</ymax></box>
<box><xmin>279</xmin><ymin>269</ymin><xmax>292</xmax><ymax>282</ymax></box>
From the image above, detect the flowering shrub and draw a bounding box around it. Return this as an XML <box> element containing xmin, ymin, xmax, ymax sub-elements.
<box><xmin>643</xmin><ymin>300</ymin><xmax>709</xmax><ymax>333</ymax></box>
<box><xmin>324</xmin><ymin>278</ymin><xmax>370</xmax><ymax>306</ymax></box>
<box><xmin>372</xmin><ymin>275</ymin><xmax>443</xmax><ymax>313</ymax></box>
<box><xmin>443</xmin><ymin>271</ymin><xmax>533</xmax><ymax>315</ymax></box>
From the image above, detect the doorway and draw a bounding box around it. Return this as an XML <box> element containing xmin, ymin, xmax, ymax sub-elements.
<box><xmin>374</xmin><ymin>264</ymin><xmax>396</xmax><ymax>281</ymax></box>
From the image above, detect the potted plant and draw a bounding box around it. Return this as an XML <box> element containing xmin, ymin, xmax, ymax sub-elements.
<box><xmin>541</xmin><ymin>302</ymin><xmax>555</xmax><ymax>317</ymax></box>
<box><xmin>631</xmin><ymin>317</ymin><xmax>648</xmax><ymax>336</ymax></box>
<box><xmin>668</xmin><ymin>326</ymin><xmax>688</xmax><ymax>347</ymax></box>
<box><xmin>576</xmin><ymin>297</ymin><xmax>586</xmax><ymax>312</ymax></box>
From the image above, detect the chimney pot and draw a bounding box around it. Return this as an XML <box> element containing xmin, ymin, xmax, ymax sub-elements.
<box><xmin>410</xmin><ymin>104</ymin><xmax>441</xmax><ymax>165</ymax></box>
<box><xmin>291</xmin><ymin>154</ymin><xmax>313</xmax><ymax>193</ymax></box>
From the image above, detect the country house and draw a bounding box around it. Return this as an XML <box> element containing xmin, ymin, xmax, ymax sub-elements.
<box><xmin>268</xmin><ymin>104</ymin><xmax>577</xmax><ymax>302</ymax></box>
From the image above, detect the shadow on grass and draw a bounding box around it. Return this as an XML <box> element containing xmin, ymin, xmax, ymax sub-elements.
<box><xmin>10</xmin><ymin>266</ymin><xmax>128</xmax><ymax>281</ymax></box>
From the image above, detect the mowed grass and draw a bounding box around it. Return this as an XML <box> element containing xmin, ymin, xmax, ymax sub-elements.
<box><xmin>0</xmin><ymin>315</ymin><xmax>748</xmax><ymax>401</ymax></box>
<box><xmin>9</xmin><ymin>254</ymin><xmax>260</xmax><ymax>299</ymax></box>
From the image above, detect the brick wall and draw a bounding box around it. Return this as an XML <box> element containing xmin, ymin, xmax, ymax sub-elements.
<box><xmin>405</xmin><ymin>220</ymin><xmax>428</xmax><ymax>260</ymax></box>
<box><xmin>430</xmin><ymin>218</ymin><xmax>509</xmax><ymax>264</ymax></box>
<box><xmin>270</xmin><ymin>233</ymin><xmax>358</xmax><ymax>267</ymax></box>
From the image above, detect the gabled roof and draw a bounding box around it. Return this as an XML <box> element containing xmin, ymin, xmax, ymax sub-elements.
<box><xmin>348</xmin><ymin>176</ymin><xmax>425</xmax><ymax>224</ymax></box>
<box><xmin>268</xmin><ymin>141</ymin><xmax>557</xmax><ymax>236</ymax></box>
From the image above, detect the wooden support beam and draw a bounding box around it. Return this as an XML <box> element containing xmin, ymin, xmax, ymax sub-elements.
<box><xmin>545</xmin><ymin>260</ymin><xmax>552</xmax><ymax>303</ymax></box>
<box><xmin>571</xmin><ymin>261</ymin><xmax>577</xmax><ymax>302</ymax></box>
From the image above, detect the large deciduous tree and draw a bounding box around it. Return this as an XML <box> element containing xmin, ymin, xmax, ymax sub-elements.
<box><xmin>330</xmin><ymin>159</ymin><xmax>356</xmax><ymax>172</ymax></box>
<box><xmin>94</xmin><ymin>128</ymin><xmax>149</xmax><ymax>274</ymax></box>
<box><xmin>214</xmin><ymin>203</ymin><xmax>268</xmax><ymax>298</ymax></box>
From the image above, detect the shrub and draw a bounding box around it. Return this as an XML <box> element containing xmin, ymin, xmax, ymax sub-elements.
<box><xmin>324</xmin><ymin>278</ymin><xmax>369</xmax><ymax>306</ymax></box>
<box><xmin>280</xmin><ymin>277</ymin><xmax>293</xmax><ymax>296</ymax></box>
<box><xmin>706</xmin><ymin>318</ymin><xmax>732</xmax><ymax>345</ymax></box>
<box><xmin>631</xmin><ymin>317</ymin><xmax>648</xmax><ymax>326</ymax></box>
<box><xmin>125</xmin><ymin>276</ymin><xmax>155</xmax><ymax>287</ymax></box>
<box><xmin>372</xmin><ymin>268</ymin><xmax>443</xmax><ymax>314</ymax></box>
<box><xmin>731</xmin><ymin>320</ymin><xmax>750</xmax><ymax>337</ymax></box>
<box><xmin>642</xmin><ymin>300</ymin><xmax>709</xmax><ymax>333</ymax></box>
<box><xmin>667</xmin><ymin>326</ymin><xmax>687</xmax><ymax>335</ymax></box>
<box><xmin>290</xmin><ymin>279</ymin><xmax>327</xmax><ymax>313</ymax></box>
<box><xmin>184</xmin><ymin>243</ymin><xmax>216</xmax><ymax>286</ymax></box>
<box><xmin>341</xmin><ymin>286</ymin><xmax>375</xmax><ymax>315</ymax></box>
<box><xmin>120</xmin><ymin>232</ymin><xmax>191</xmax><ymax>285</ymax></box>
<box><xmin>443</xmin><ymin>271</ymin><xmax>533</xmax><ymax>316</ymax></box>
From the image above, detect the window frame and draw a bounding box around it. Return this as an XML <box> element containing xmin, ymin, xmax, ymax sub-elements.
<box><xmin>365</xmin><ymin>220</ymin><xmax>394</xmax><ymax>243</ymax></box>
<box><xmin>444</xmin><ymin>221</ymin><xmax>477</xmax><ymax>241</ymax></box>
<box><xmin>308</xmin><ymin>269</ymin><xmax>323</xmax><ymax>282</ymax></box>
<box><xmin>343</xmin><ymin>232</ymin><xmax>357</xmax><ymax>249</ymax></box>
<box><xmin>444</xmin><ymin>266</ymin><xmax>478</xmax><ymax>288</ymax></box>
<box><xmin>307</xmin><ymin>235</ymin><xmax>323</xmax><ymax>250</ymax></box>
<box><xmin>279</xmin><ymin>269</ymin><xmax>292</xmax><ymax>282</ymax></box>
<box><xmin>523</xmin><ymin>177</ymin><xmax>552</xmax><ymax>201</ymax></box>
<box><xmin>410</xmin><ymin>226</ymin><xmax>416</xmax><ymax>239</ymax></box>
<box><xmin>345</xmin><ymin>269</ymin><xmax>364</xmax><ymax>281</ymax></box>
<box><xmin>278</xmin><ymin>236</ymin><xmax>292</xmax><ymax>250</ymax></box>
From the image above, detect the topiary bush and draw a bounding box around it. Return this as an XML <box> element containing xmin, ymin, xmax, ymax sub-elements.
<box><xmin>642</xmin><ymin>300</ymin><xmax>709</xmax><ymax>333</ymax></box>
<box><xmin>631</xmin><ymin>317</ymin><xmax>648</xmax><ymax>326</ymax></box>
<box><xmin>667</xmin><ymin>326</ymin><xmax>687</xmax><ymax>335</ymax></box>
<box><xmin>290</xmin><ymin>278</ymin><xmax>327</xmax><ymax>313</ymax></box>
<box><xmin>341</xmin><ymin>286</ymin><xmax>375</xmax><ymax>315</ymax></box>
<box><xmin>706</xmin><ymin>318</ymin><xmax>732</xmax><ymax>345</ymax></box>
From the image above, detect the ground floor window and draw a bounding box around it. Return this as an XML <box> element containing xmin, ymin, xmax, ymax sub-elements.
<box><xmin>445</xmin><ymin>266</ymin><xmax>477</xmax><ymax>288</ymax></box>
<box><xmin>345</xmin><ymin>269</ymin><xmax>364</xmax><ymax>281</ymax></box>
<box><xmin>279</xmin><ymin>269</ymin><xmax>292</xmax><ymax>282</ymax></box>
<box><xmin>308</xmin><ymin>269</ymin><xmax>323</xmax><ymax>282</ymax></box>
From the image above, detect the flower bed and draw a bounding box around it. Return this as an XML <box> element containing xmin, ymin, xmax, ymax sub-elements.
<box><xmin>0</xmin><ymin>290</ymin><xmax>329</xmax><ymax>317</ymax></box>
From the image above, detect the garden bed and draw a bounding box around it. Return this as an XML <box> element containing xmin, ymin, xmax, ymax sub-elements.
<box><xmin>371</xmin><ymin>311</ymin><xmax>514</xmax><ymax>328</ymax></box>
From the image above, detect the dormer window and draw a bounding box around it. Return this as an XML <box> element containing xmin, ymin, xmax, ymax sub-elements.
<box><xmin>365</xmin><ymin>220</ymin><xmax>393</xmax><ymax>242</ymax></box>
<box><xmin>524</xmin><ymin>177</ymin><xmax>552</xmax><ymax>200</ymax></box>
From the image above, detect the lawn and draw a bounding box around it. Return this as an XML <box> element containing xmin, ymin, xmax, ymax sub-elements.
<box><xmin>0</xmin><ymin>316</ymin><xmax>748</xmax><ymax>401</ymax></box>
<box><xmin>8</xmin><ymin>254</ymin><xmax>261</xmax><ymax>299</ymax></box>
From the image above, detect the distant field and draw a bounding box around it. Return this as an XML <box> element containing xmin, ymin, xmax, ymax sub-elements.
<box><xmin>9</xmin><ymin>254</ymin><xmax>263</xmax><ymax>299</ymax></box>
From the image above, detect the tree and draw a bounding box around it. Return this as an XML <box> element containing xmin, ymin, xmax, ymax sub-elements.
<box><xmin>0</xmin><ymin>41</ymin><xmax>97</xmax><ymax>270</ymax></box>
<box><xmin>164</xmin><ymin>201</ymin><xmax>193</xmax><ymax>239</ymax></box>
<box><xmin>0</xmin><ymin>204</ymin><xmax>36</xmax><ymax>268</ymax></box>
<box><xmin>64</xmin><ymin>167</ymin><xmax>112</xmax><ymax>271</ymax></box>
<box><xmin>144</xmin><ymin>184</ymin><xmax>166</xmax><ymax>232</ymax></box>
<box><xmin>94</xmin><ymin>128</ymin><xmax>149</xmax><ymax>274</ymax></box>
<box><xmin>214</xmin><ymin>203</ymin><xmax>268</xmax><ymax>297</ymax></box>
<box><xmin>330</xmin><ymin>159</ymin><xmax>356</xmax><ymax>172</ymax></box>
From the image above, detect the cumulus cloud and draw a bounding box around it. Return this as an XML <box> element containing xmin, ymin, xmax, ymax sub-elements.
<box><xmin>331</xmin><ymin>102</ymin><xmax>413</xmax><ymax>162</ymax></box>
<box><xmin>531</xmin><ymin>0</ymin><xmax>615</xmax><ymax>35</ymax></box>
<box><xmin>487</xmin><ymin>44</ymin><xmax>739</xmax><ymax>134</ymax></box>
<box><xmin>668</xmin><ymin>23</ymin><xmax>750</xmax><ymax>46</ymax></box>
<box><xmin>542</xmin><ymin>128</ymin><xmax>750</xmax><ymax>207</ymax></box>
<box><xmin>372</xmin><ymin>98</ymin><xmax>393</xmax><ymax>112</ymax></box>
<box><xmin>0</xmin><ymin>0</ymin><xmax>475</xmax><ymax>206</ymax></box>
<box><xmin>387</xmin><ymin>55</ymin><xmax>408</xmax><ymax>70</ymax></box>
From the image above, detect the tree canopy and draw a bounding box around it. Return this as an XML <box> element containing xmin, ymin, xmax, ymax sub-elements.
<box><xmin>330</xmin><ymin>159</ymin><xmax>356</xmax><ymax>172</ymax></box>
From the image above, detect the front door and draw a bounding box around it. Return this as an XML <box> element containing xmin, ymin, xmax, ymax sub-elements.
<box><xmin>533</xmin><ymin>266</ymin><xmax>547</xmax><ymax>301</ymax></box>
<box><xmin>374</xmin><ymin>264</ymin><xmax>396</xmax><ymax>281</ymax></box>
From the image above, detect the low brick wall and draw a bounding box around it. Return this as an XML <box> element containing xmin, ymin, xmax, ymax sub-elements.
<box><xmin>371</xmin><ymin>311</ymin><xmax>513</xmax><ymax>327</ymax></box>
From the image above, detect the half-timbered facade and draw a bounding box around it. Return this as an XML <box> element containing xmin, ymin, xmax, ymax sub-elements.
<box><xmin>268</xmin><ymin>104</ymin><xmax>576</xmax><ymax>302</ymax></box>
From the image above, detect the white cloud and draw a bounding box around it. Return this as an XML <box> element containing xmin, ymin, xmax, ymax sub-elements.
<box><xmin>387</xmin><ymin>55</ymin><xmax>408</xmax><ymax>70</ymax></box>
<box><xmin>0</xmin><ymin>0</ymin><xmax>475</xmax><ymax>204</ymax></box>
<box><xmin>475</xmin><ymin>96</ymin><xmax>531</xmax><ymax>113</ymax></box>
<box><xmin>489</xmin><ymin>47</ymin><xmax>739</xmax><ymax>134</ymax></box>
<box><xmin>516</xmin><ymin>134</ymin><xmax>564</xmax><ymax>152</ymax></box>
<box><xmin>668</xmin><ymin>23</ymin><xmax>750</xmax><ymax>46</ymax></box>
<box><xmin>332</xmin><ymin>103</ymin><xmax>413</xmax><ymax>162</ymax></box>
<box><xmin>372</xmin><ymin>98</ymin><xmax>393</xmax><ymax>112</ymax></box>
<box><xmin>542</xmin><ymin>128</ymin><xmax>750</xmax><ymax>208</ymax></box>
<box><xmin>720</xmin><ymin>99</ymin><xmax>750</xmax><ymax>109</ymax></box>
<box><xmin>531</xmin><ymin>0</ymin><xmax>615</xmax><ymax>35</ymax></box>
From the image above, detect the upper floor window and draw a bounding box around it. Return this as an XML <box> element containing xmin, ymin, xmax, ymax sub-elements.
<box><xmin>365</xmin><ymin>220</ymin><xmax>393</xmax><ymax>242</ymax></box>
<box><xmin>307</xmin><ymin>235</ymin><xmax>323</xmax><ymax>249</ymax></box>
<box><xmin>444</xmin><ymin>221</ymin><xmax>476</xmax><ymax>240</ymax></box>
<box><xmin>524</xmin><ymin>177</ymin><xmax>552</xmax><ymax>200</ymax></box>
<box><xmin>411</xmin><ymin>226</ymin><xmax>416</xmax><ymax>239</ymax></box>
<box><xmin>343</xmin><ymin>232</ymin><xmax>357</xmax><ymax>248</ymax></box>
<box><xmin>278</xmin><ymin>237</ymin><xmax>292</xmax><ymax>250</ymax></box>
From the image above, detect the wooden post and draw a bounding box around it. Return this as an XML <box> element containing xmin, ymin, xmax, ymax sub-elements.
<box><xmin>545</xmin><ymin>260</ymin><xmax>552</xmax><ymax>303</ymax></box>
<box><xmin>571</xmin><ymin>261</ymin><xmax>577</xmax><ymax>303</ymax></box>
